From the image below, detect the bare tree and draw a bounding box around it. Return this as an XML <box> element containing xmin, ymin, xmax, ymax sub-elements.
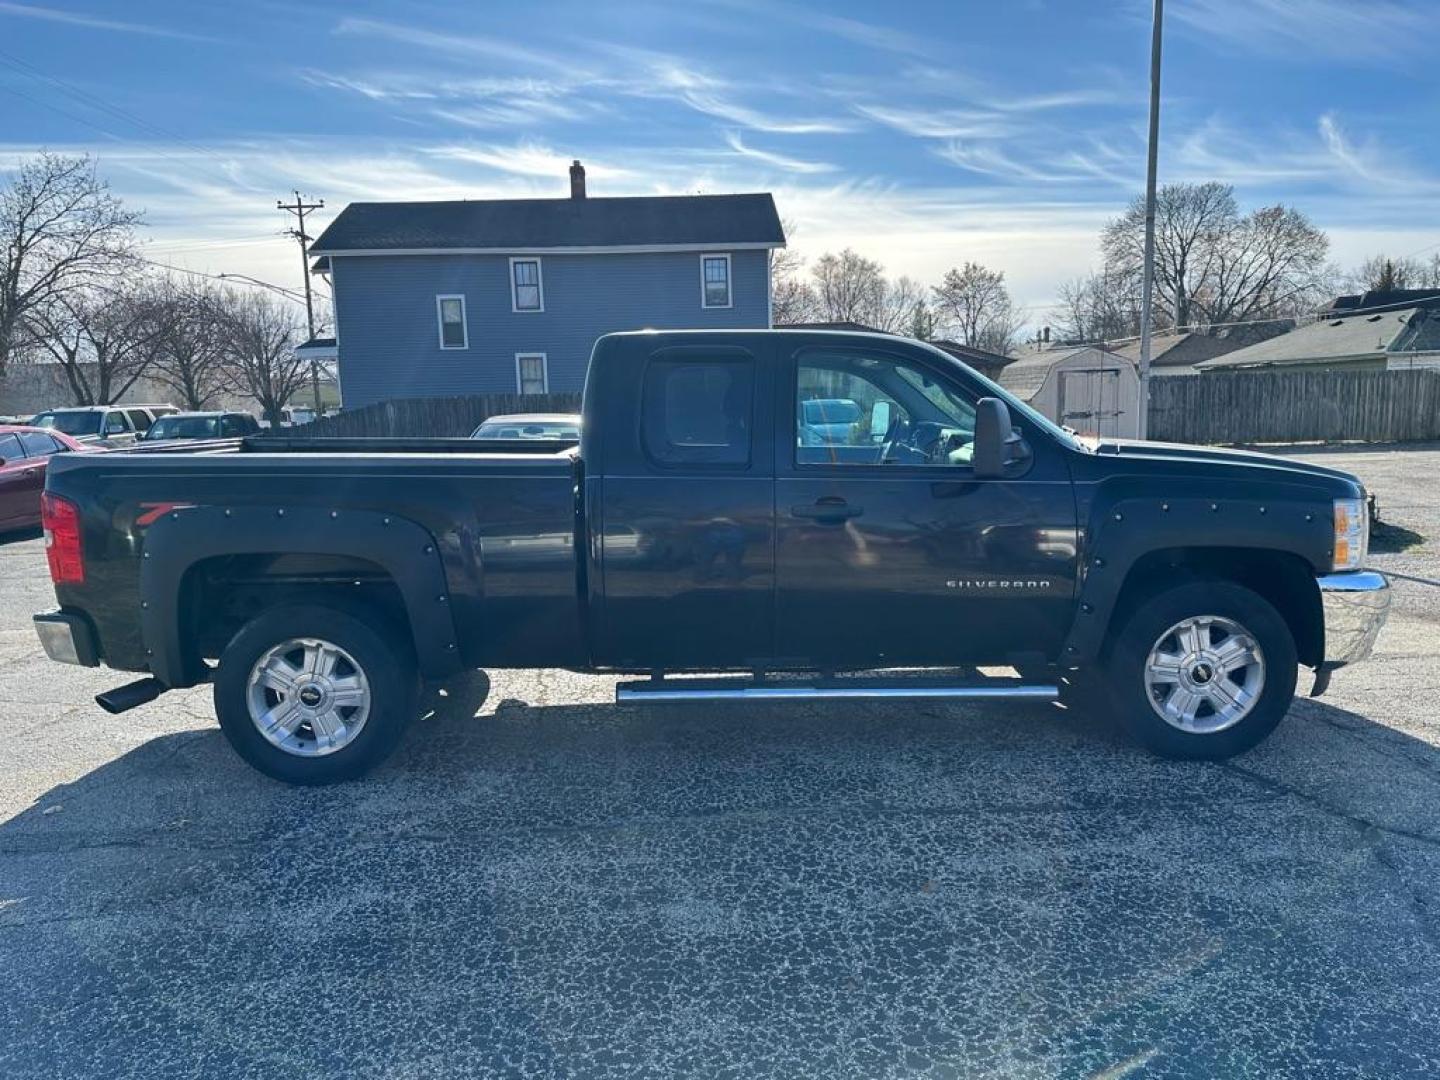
<box><xmin>219</xmin><ymin>291</ymin><xmax>307</xmax><ymax>426</ymax></box>
<box><xmin>30</xmin><ymin>281</ymin><xmax>175</xmax><ymax>405</ymax></box>
<box><xmin>811</xmin><ymin>249</ymin><xmax>888</xmax><ymax>325</ymax></box>
<box><xmin>1100</xmin><ymin>181</ymin><xmax>1328</xmax><ymax>332</ymax></box>
<box><xmin>932</xmin><ymin>262</ymin><xmax>1019</xmax><ymax>354</ymax></box>
<box><xmin>1202</xmin><ymin>205</ymin><xmax>1330</xmax><ymax>327</ymax></box>
<box><xmin>1347</xmin><ymin>253</ymin><xmax>1440</xmax><ymax>293</ymax></box>
<box><xmin>0</xmin><ymin>154</ymin><xmax>141</xmax><ymax>375</ymax></box>
<box><xmin>1052</xmin><ymin>271</ymin><xmax>1143</xmax><ymax>344</ymax></box>
<box><xmin>149</xmin><ymin>278</ymin><xmax>231</xmax><ymax>409</ymax></box>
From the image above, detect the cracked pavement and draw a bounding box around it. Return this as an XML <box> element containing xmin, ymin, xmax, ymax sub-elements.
<box><xmin>2</xmin><ymin>444</ymin><xmax>1439</xmax><ymax>1078</ymax></box>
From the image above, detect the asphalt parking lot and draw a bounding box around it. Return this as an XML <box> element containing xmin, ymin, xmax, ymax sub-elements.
<box><xmin>2</xmin><ymin>444</ymin><xmax>1439</xmax><ymax>1079</ymax></box>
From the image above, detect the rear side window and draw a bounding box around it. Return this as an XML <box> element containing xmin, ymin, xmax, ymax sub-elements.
<box><xmin>18</xmin><ymin>431</ymin><xmax>60</xmax><ymax>457</ymax></box>
<box><xmin>104</xmin><ymin>412</ymin><xmax>130</xmax><ymax>434</ymax></box>
<box><xmin>642</xmin><ymin>358</ymin><xmax>753</xmax><ymax>466</ymax></box>
<box><xmin>126</xmin><ymin>409</ymin><xmax>153</xmax><ymax>431</ymax></box>
<box><xmin>0</xmin><ymin>433</ymin><xmax>22</xmax><ymax>463</ymax></box>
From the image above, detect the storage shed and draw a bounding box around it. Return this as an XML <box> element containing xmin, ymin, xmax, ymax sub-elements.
<box><xmin>998</xmin><ymin>345</ymin><xmax>1139</xmax><ymax>438</ymax></box>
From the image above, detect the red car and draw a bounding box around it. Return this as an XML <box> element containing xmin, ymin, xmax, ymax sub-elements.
<box><xmin>0</xmin><ymin>425</ymin><xmax>88</xmax><ymax>532</ymax></box>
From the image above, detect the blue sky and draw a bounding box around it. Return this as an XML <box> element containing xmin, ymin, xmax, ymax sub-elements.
<box><xmin>2</xmin><ymin>0</ymin><xmax>1437</xmax><ymax>324</ymax></box>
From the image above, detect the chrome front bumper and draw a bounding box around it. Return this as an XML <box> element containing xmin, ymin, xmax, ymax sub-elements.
<box><xmin>1317</xmin><ymin>570</ymin><xmax>1390</xmax><ymax>667</ymax></box>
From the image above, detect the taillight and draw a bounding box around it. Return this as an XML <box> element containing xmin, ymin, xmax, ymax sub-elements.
<box><xmin>41</xmin><ymin>492</ymin><xmax>84</xmax><ymax>585</ymax></box>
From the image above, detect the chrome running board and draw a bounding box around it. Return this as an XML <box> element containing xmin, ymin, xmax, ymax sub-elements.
<box><xmin>616</xmin><ymin>676</ymin><xmax>1058</xmax><ymax>704</ymax></box>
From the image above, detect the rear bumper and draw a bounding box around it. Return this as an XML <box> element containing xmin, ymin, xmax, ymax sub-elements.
<box><xmin>33</xmin><ymin>611</ymin><xmax>100</xmax><ymax>667</ymax></box>
<box><xmin>1317</xmin><ymin>571</ymin><xmax>1390</xmax><ymax>667</ymax></box>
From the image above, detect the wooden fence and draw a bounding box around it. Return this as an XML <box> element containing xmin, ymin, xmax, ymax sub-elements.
<box><xmin>1149</xmin><ymin>368</ymin><xmax>1440</xmax><ymax>445</ymax></box>
<box><xmin>275</xmin><ymin>392</ymin><xmax>584</xmax><ymax>438</ymax></box>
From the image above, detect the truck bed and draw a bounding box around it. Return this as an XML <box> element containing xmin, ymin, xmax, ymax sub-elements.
<box><xmin>44</xmin><ymin>440</ymin><xmax>586</xmax><ymax>674</ymax></box>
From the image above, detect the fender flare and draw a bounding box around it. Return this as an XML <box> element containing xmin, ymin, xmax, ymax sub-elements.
<box><xmin>139</xmin><ymin>505</ymin><xmax>463</xmax><ymax>687</ymax></box>
<box><xmin>1063</xmin><ymin>489</ymin><xmax>1332</xmax><ymax>663</ymax></box>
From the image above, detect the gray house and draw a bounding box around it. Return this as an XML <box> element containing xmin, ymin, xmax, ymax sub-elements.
<box><xmin>309</xmin><ymin>163</ymin><xmax>785</xmax><ymax>406</ymax></box>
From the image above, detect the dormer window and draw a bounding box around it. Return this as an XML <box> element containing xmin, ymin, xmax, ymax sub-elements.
<box><xmin>511</xmin><ymin>258</ymin><xmax>543</xmax><ymax>312</ymax></box>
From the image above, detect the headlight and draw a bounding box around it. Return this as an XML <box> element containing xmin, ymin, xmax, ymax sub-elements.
<box><xmin>1332</xmin><ymin>497</ymin><xmax>1368</xmax><ymax>571</ymax></box>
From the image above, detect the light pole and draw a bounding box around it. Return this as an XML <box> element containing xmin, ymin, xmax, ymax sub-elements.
<box><xmin>1136</xmin><ymin>0</ymin><xmax>1164</xmax><ymax>441</ymax></box>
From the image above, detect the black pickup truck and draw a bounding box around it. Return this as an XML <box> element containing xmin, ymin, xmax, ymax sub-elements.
<box><xmin>33</xmin><ymin>329</ymin><xmax>1390</xmax><ymax>783</ymax></box>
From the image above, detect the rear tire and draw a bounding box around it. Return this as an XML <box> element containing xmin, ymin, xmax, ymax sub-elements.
<box><xmin>1105</xmin><ymin>580</ymin><xmax>1296</xmax><ymax>760</ymax></box>
<box><xmin>214</xmin><ymin>603</ymin><xmax>418</xmax><ymax>784</ymax></box>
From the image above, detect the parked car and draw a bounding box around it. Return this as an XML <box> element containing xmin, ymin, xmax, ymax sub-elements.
<box><xmin>33</xmin><ymin>328</ymin><xmax>1389</xmax><ymax>785</ymax></box>
<box><xmin>30</xmin><ymin>404</ymin><xmax>177</xmax><ymax>447</ymax></box>
<box><xmin>471</xmin><ymin>413</ymin><xmax>581</xmax><ymax>440</ymax></box>
<box><xmin>142</xmin><ymin>411</ymin><xmax>260</xmax><ymax>443</ymax></box>
<box><xmin>0</xmin><ymin>425</ymin><xmax>86</xmax><ymax>532</ymax></box>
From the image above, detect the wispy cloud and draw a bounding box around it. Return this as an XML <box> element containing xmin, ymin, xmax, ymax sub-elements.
<box><xmin>715</xmin><ymin>0</ymin><xmax>932</xmax><ymax>57</ymax></box>
<box><xmin>0</xmin><ymin>0</ymin><xmax>217</xmax><ymax>42</ymax></box>
<box><xmin>610</xmin><ymin>51</ymin><xmax>858</xmax><ymax>134</ymax></box>
<box><xmin>935</xmin><ymin>139</ymin><xmax>1133</xmax><ymax>187</ymax></box>
<box><xmin>723</xmin><ymin>131</ymin><xmax>836</xmax><ymax>174</ymax></box>
<box><xmin>334</xmin><ymin>17</ymin><xmax>577</xmax><ymax>73</ymax></box>
<box><xmin>1169</xmin><ymin>0</ymin><xmax>1425</xmax><ymax>61</ymax></box>
<box><xmin>854</xmin><ymin>104</ymin><xmax>1010</xmax><ymax>140</ymax></box>
<box><xmin>1174</xmin><ymin>113</ymin><xmax>1440</xmax><ymax>197</ymax></box>
<box><xmin>426</xmin><ymin>141</ymin><xmax>634</xmax><ymax>181</ymax></box>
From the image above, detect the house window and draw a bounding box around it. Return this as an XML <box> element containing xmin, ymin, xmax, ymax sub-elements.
<box><xmin>701</xmin><ymin>254</ymin><xmax>732</xmax><ymax>309</ymax></box>
<box><xmin>516</xmin><ymin>353</ymin><xmax>549</xmax><ymax>394</ymax></box>
<box><xmin>437</xmin><ymin>294</ymin><xmax>467</xmax><ymax>349</ymax></box>
<box><xmin>510</xmin><ymin>258</ymin><xmax>543</xmax><ymax>312</ymax></box>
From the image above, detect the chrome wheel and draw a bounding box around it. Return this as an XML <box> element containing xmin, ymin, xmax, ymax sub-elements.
<box><xmin>245</xmin><ymin>637</ymin><xmax>371</xmax><ymax>757</ymax></box>
<box><xmin>1144</xmin><ymin>615</ymin><xmax>1266</xmax><ymax>735</ymax></box>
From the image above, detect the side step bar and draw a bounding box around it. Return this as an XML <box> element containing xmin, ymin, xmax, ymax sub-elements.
<box><xmin>617</xmin><ymin>676</ymin><xmax>1058</xmax><ymax>704</ymax></box>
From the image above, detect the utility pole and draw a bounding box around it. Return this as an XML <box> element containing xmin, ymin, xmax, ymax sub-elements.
<box><xmin>278</xmin><ymin>190</ymin><xmax>325</xmax><ymax>415</ymax></box>
<box><xmin>1136</xmin><ymin>0</ymin><xmax>1164</xmax><ymax>441</ymax></box>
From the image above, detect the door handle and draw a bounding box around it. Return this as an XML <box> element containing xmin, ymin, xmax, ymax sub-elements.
<box><xmin>791</xmin><ymin>498</ymin><xmax>863</xmax><ymax>523</ymax></box>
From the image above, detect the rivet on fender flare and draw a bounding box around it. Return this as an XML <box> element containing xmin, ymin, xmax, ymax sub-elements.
<box><xmin>1161</xmin><ymin>503</ymin><xmax>1170</xmax><ymax>511</ymax></box>
<box><xmin>276</xmin><ymin>508</ymin><xmax>285</xmax><ymax>517</ymax></box>
<box><xmin>1210</xmin><ymin>503</ymin><xmax>1218</xmax><ymax>512</ymax></box>
<box><xmin>1114</xmin><ymin>512</ymin><xmax>1123</xmax><ymax>521</ymax></box>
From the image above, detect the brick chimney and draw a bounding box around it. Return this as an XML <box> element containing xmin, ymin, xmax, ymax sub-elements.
<box><xmin>569</xmin><ymin>159</ymin><xmax>586</xmax><ymax>199</ymax></box>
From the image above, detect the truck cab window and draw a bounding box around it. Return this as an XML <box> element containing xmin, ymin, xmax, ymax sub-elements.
<box><xmin>796</xmin><ymin>350</ymin><xmax>976</xmax><ymax>467</ymax></box>
<box><xmin>642</xmin><ymin>358</ymin><xmax>753</xmax><ymax>466</ymax></box>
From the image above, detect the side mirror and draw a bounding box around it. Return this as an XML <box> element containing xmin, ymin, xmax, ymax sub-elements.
<box><xmin>973</xmin><ymin>397</ymin><xmax>1031</xmax><ymax>478</ymax></box>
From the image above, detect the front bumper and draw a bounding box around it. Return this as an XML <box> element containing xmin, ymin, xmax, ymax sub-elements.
<box><xmin>1317</xmin><ymin>570</ymin><xmax>1390</xmax><ymax>667</ymax></box>
<box><xmin>33</xmin><ymin>611</ymin><xmax>100</xmax><ymax>668</ymax></box>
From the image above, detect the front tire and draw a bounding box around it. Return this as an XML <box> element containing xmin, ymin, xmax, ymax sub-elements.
<box><xmin>1106</xmin><ymin>581</ymin><xmax>1297</xmax><ymax>760</ymax></box>
<box><xmin>214</xmin><ymin>604</ymin><xmax>418</xmax><ymax>784</ymax></box>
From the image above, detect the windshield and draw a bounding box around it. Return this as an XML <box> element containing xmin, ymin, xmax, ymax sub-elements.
<box><xmin>474</xmin><ymin>419</ymin><xmax>580</xmax><ymax>439</ymax></box>
<box><xmin>145</xmin><ymin>416</ymin><xmax>220</xmax><ymax>440</ymax></box>
<box><xmin>31</xmin><ymin>411</ymin><xmax>101</xmax><ymax>436</ymax></box>
<box><xmin>927</xmin><ymin>349</ymin><xmax>1089</xmax><ymax>453</ymax></box>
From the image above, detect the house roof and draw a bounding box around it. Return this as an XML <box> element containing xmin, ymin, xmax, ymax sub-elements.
<box><xmin>1196</xmin><ymin>308</ymin><xmax>1433</xmax><ymax>370</ymax></box>
<box><xmin>997</xmin><ymin>346</ymin><xmax>1131</xmax><ymax>401</ymax></box>
<box><xmin>927</xmin><ymin>338</ymin><xmax>1014</xmax><ymax>371</ymax></box>
<box><xmin>310</xmin><ymin>193</ymin><xmax>785</xmax><ymax>255</ymax></box>
<box><xmin>1324</xmin><ymin>288</ymin><xmax>1440</xmax><ymax>314</ymax></box>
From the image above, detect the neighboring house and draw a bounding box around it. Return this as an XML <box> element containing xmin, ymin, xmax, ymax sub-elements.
<box><xmin>309</xmin><ymin>162</ymin><xmax>785</xmax><ymax>406</ymax></box>
<box><xmin>1110</xmin><ymin>330</ymin><xmax>1263</xmax><ymax>376</ymax></box>
<box><xmin>776</xmin><ymin>322</ymin><xmax>1014</xmax><ymax>381</ymax></box>
<box><xmin>1196</xmin><ymin>307</ymin><xmax>1440</xmax><ymax>373</ymax></box>
<box><xmin>1321</xmin><ymin>288</ymin><xmax>1440</xmax><ymax>316</ymax></box>
<box><xmin>998</xmin><ymin>345</ymin><xmax>1139</xmax><ymax>438</ymax></box>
